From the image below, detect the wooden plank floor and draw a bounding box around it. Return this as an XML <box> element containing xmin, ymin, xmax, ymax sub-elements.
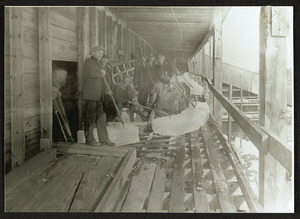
<box><xmin>6</xmin><ymin>153</ymin><xmax>123</xmax><ymax>212</ymax></box>
<box><xmin>117</xmin><ymin>122</ymin><xmax>258</xmax><ymax>212</ymax></box>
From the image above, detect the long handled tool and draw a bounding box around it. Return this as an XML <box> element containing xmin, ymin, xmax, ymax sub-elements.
<box><xmin>128</xmin><ymin>101</ymin><xmax>171</xmax><ymax>117</ymax></box>
<box><xmin>169</xmin><ymin>81</ymin><xmax>196</xmax><ymax>108</ymax></box>
<box><xmin>101</xmin><ymin>70</ymin><xmax>125</xmax><ymax>128</ymax></box>
<box><xmin>53</xmin><ymin>97</ymin><xmax>75</xmax><ymax>142</ymax></box>
<box><xmin>54</xmin><ymin>109</ymin><xmax>68</xmax><ymax>142</ymax></box>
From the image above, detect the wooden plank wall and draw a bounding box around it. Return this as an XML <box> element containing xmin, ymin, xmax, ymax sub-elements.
<box><xmin>50</xmin><ymin>7</ymin><xmax>78</xmax><ymax>62</ymax></box>
<box><xmin>5</xmin><ymin>6</ymin><xmax>155</xmax><ymax>173</ymax></box>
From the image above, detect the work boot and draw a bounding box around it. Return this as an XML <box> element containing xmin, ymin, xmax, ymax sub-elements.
<box><xmin>87</xmin><ymin>141</ymin><xmax>102</xmax><ymax>147</ymax></box>
<box><xmin>101</xmin><ymin>140</ymin><xmax>115</xmax><ymax>146</ymax></box>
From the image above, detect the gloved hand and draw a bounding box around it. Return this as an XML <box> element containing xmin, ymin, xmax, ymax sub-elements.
<box><xmin>106</xmin><ymin>89</ymin><xmax>113</xmax><ymax>96</ymax></box>
<box><xmin>131</xmin><ymin>96</ymin><xmax>138</xmax><ymax>105</ymax></box>
<box><xmin>100</xmin><ymin>69</ymin><xmax>106</xmax><ymax>77</ymax></box>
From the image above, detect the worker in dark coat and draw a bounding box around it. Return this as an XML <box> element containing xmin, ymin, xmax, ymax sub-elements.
<box><xmin>82</xmin><ymin>46</ymin><xmax>115</xmax><ymax>146</ymax></box>
<box><xmin>134</xmin><ymin>56</ymin><xmax>151</xmax><ymax>106</ymax></box>
<box><xmin>167</xmin><ymin>58</ymin><xmax>177</xmax><ymax>79</ymax></box>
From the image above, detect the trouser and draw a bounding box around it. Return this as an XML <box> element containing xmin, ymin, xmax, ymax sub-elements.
<box><xmin>83</xmin><ymin>100</ymin><xmax>108</xmax><ymax>143</ymax></box>
<box><xmin>138</xmin><ymin>85</ymin><xmax>150</xmax><ymax>106</ymax></box>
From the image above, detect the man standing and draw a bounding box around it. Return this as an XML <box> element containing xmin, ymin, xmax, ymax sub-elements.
<box><xmin>134</xmin><ymin>56</ymin><xmax>151</xmax><ymax>106</ymax></box>
<box><xmin>82</xmin><ymin>46</ymin><xmax>115</xmax><ymax>146</ymax></box>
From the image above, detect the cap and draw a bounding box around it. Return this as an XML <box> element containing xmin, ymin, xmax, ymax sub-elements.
<box><xmin>90</xmin><ymin>46</ymin><xmax>105</xmax><ymax>54</ymax></box>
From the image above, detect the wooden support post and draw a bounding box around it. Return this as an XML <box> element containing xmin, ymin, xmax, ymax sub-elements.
<box><xmin>77</xmin><ymin>7</ymin><xmax>88</xmax><ymax>128</ymax></box>
<box><xmin>213</xmin><ymin>8</ymin><xmax>223</xmax><ymax>129</ymax></box>
<box><xmin>240</xmin><ymin>87</ymin><xmax>243</xmax><ymax>148</ymax></box>
<box><xmin>99</xmin><ymin>10</ymin><xmax>106</xmax><ymax>49</ymax></box>
<box><xmin>228</xmin><ymin>83</ymin><xmax>232</xmax><ymax>144</ymax></box>
<box><xmin>117</xmin><ymin>23</ymin><xmax>123</xmax><ymax>61</ymax></box>
<box><xmin>209</xmin><ymin>37</ymin><xmax>213</xmax><ymax>80</ymax></box>
<box><xmin>112</xmin><ymin>22</ymin><xmax>118</xmax><ymax>60</ymax></box>
<box><xmin>89</xmin><ymin>7</ymin><xmax>98</xmax><ymax>47</ymax></box>
<box><xmin>202</xmin><ymin>47</ymin><xmax>206</xmax><ymax>77</ymax></box>
<box><xmin>39</xmin><ymin>7</ymin><xmax>52</xmax><ymax>151</ymax></box>
<box><xmin>107</xmin><ymin>15</ymin><xmax>113</xmax><ymax>59</ymax></box>
<box><xmin>127</xmin><ymin>30</ymin><xmax>131</xmax><ymax>60</ymax></box>
<box><xmin>9</xmin><ymin>7</ymin><xmax>25</xmax><ymax>168</ymax></box>
<box><xmin>259</xmin><ymin>6</ymin><xmax>290</xmax><ymax>211</ymax></box>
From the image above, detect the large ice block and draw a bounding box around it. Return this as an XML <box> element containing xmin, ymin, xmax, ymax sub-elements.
<box><xmin>152</xmin><ymin>102</ymin><xmax>209</xmax><ymax>136</ymax></box>
<box><xmin>93</xmin><ymin>123</ymin><xmax>140</xmax><ymax>146</ymax></box>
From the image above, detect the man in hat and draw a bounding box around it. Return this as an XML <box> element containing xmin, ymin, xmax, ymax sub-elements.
<box><xmin>82</xmin><ymin>46</ymin><xmax>115</xmax><ymax>146</ymax></box>
<box><xmin>134</xmin><ymin>56</ymin><xmax>151</xmax><ymax>106</ymax></box>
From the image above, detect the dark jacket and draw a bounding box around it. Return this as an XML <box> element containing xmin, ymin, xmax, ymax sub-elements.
<box><xmin>114</xmin><ymin>83</ymin><xmax>136</xmax><ymax>105</ymax></box>
<box><xmin>134</xmin><ymin>62</ymin><xmax>151</xmax><ymax>90</ymax></box>
<box><xmin>82</xmin><ymin>57</ymin><xmax>104</xmax><ymax>101</ymax></box>
<box><xmin>153</xmin><ymin>63</ymin><xmax>170</xmax><ymax>84</ymax></box>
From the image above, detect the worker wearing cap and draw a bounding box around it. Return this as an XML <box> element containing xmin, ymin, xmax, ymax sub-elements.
<box><xmin>82</xmin><ymin>46</ymin><xmax>115</xmax><ymax>146</ymax></box>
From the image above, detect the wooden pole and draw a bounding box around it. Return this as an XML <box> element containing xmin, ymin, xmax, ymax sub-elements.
<box><xmin>228</xmin><ymin>83</ymin><xmax>232</xmax><ymax>144</ymax></box>
<box><xmin>89</xmin><ymin>7</ymin><xmax>98</xmax><ymax>47</ymax></box>
<box><xmin>213</xmin><ymin>8</ymin><xmax>223</xmax><ymax>129</ymax></box>
<box><xmin>107</xmin><ymin>15</ymin><xmax>113</xmax><ymax>58</ymax></box>
<box><xmin>38</xmin><ymin>7</ymin><xmax>52</xmax><ymax>151</ymax></box>
<box><xmin>77</xmin><ymin>7</ymin><xmax>88</xmax><ymax>129</ymax></box>
<box><xmin>99</xmin><ymin>10</ymin><xmax>106</xmax><ymax>49</ymax></box>
<box><xmin>9</xmin><ymin>7</ymin><xmax>25</xmax><ymax>168</ymax></box>
<box><xmin>259</xmin><ymin>6</ymin><xmax>289</xmax><ymax>210</ymax></box>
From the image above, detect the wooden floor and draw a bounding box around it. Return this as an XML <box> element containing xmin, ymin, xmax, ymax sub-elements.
<box><xmin>5</xmin><ymin>118</ymin><xmax>262</xmax><ymax>212</ymax></box>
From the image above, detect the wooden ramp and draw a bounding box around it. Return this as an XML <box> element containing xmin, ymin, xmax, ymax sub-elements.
<box><xmin>116</xmin><ymin>119</ymin><xmax>263</xmax><ymax>213</ymax></box>
<box><xmin>5</xmin><ymin>144</ymin><xmax>136</xmax><ymax>212</ymax></box>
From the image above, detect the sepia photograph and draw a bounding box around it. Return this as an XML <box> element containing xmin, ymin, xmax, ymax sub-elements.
<box><xmin>3</xmin><ymin>6</ymin><xmax>294</xmax><ymax>213</ymax></box>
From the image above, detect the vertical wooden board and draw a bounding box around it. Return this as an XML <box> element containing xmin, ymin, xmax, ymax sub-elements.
<box><xmin>106</xmin><ymin>16</ymin><xmax>113</xmax><ymax>58</ymax></box>
<box><xmin>69</xmin><ymin>156</ymin><xmax>116</xmax><ymax>212</ymax></box>
<box><xmin>89</xmin><ymin>7</ymin><xmax>97</xmax><ymax>47</ymax></box>
<box><xmin>112</xmin><ymin>23</ymin><xmax>118</xmax><ymax>60</ymax></box>
<box><xmin>39</xmin><ymin>7</ymin><xmax>52</xmax><ymax>150</ymax></box>
<box><xmin>202</xmin><ymin>123</ymin><xmax>236</xmax><ymax>212</ymax></box>
<box><xmin>121</xmin><ymin>160</ymin><xmax>157</xmax><ymax>212</ymax></box>
<box><xmin>22</xmin><ymin>8</ymin><xmax>38</xmax><ymax>30</ymax></box>
<box><xmin>127</xmin><ymin>30</ymin><xmax>131</xmax><ymax>60</ymax></box>
<box><xmin>147</xmin><ymin>159</ymin><xmax>167</xmax><ymax>212</ymax></box>
<box><xmin>24</xmin><ymin>73</ymin><xmax>39</xmax><ymax>89</ymax></box>
<box><xmin>169</xmin><ymin>148</ymin><xmax>185</xmax><ymax>212</ymax></box>
<box><xmin>99</xmin><ymin>10</ymin><xmax>106</xmax><ymax>48</ymax></box>
<box><xmin>9</xmin><ymin>7</ymin><xmax>25</xmax><ymax>169</ymax></box>
<box><xmin>95</xmin><ymin>148</ymin><xmax>136</xmax><ymax>212</ymax></box>
<box><xmin>50</xmin><ymin>10</ymin><xmax>77</xmax><ymax>32</ymax></box>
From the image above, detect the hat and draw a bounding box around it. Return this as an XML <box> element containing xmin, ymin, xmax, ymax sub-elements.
<box><xmin>90</xmin><ymin>46</ymin><xmax>105</xmax><ymax>54</ymax></box>
<box><xmin>102</xmin><ymin>54</ymin><xmax>110</xmax><ymax>59</ymax></box>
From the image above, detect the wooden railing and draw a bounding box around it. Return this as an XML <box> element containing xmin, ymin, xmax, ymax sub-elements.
<box><xmin>198</xmin><ymin>74</ymin><xmax>292</xmax><ymax>208</ymax></box>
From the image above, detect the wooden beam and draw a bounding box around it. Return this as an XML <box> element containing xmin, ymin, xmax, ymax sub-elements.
<box><xmin>99</xmin><ymin>10</ymin><xmax>106</xmax><ymax>49</ymax></box>
<box><xmin>53</xmin><ymin>142</ymin><xmax>128</xmax><ymax>158</ymax></box>
<box><xmin>77</xmin><ymin>7</ymin><xmax>88</xmax><ymax>128</ymax></box>
<box><xmin>107</xmin><ymin>15</ymin><xmax>113</xmax><ymax>58</ymax></box>
<box><xmin>258</xmin><ymin>6</ymin><xmax>290</xmax><ymax>210</ymax></box>
<box><xmin>89</xmin><ymin>7</ymin><xmax>98</xmax><ymax>47</ymax></box>
<box><xmin>127</xmin><ymin>21</ymin><xmax>210</xmax><ymax>28</ymax></box>
<box><xmin>109</xmin><ymin>7</ymin><xmax>214</xmax><ymax>14</ymax></box>
<box><xmin>205</xmin><ymin>77</ymin><xmax>268</xmax><ymax>152</ymax></box>
<box><xmin>38</xmin><ymin>7</ymin><xmax>52</xmax><ymax>150</ymax></box>
<box><xmin>95</xmin><ymin>148</ymin><xmax>136</xmax><ymax>212</ymax></box>
<box><xmin>212</xmin><ymin>8</ymin><xmax>223</xmax><ymax>129</ymax></box>
<box><xmin>127</xmin><ymin>29</ymin><xmax>131</xmax><ymax>60</ymax></box>
<box><xmin>117</xmin><ymin>23</ymin><xmax>123</xmax><ymax>60</ymax></box>
<box><xmin>9</xmin><ymin>7</ymin><xmax>25</xmax><ymax>168</ymax></box>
